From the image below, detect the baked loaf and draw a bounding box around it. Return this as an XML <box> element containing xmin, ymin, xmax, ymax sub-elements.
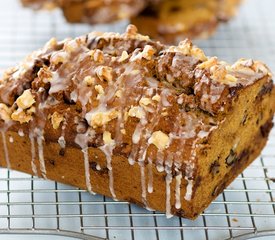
<box><xmin>0</xmin><ymin>25</ymin><xmax>274</xmax><ymax>219</ymax></box>
<box><xmin>132</xmin><ymin>0</ymin><xmax>241</xmax><ymax>44</ymax></box>
<box><xmin>21</xmin><ymin>0</ymin><xmax>147</xmax><ymax>23</ymax></box>
<box><xmin>21</xmin><ymin>0</ymin><xmax>241</xmax><ymax>43</ymax></box>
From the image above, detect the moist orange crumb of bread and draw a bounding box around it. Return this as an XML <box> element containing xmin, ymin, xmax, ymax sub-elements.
<box><xmin>0</xmin><ymin>25</ymin><xmax>274</xmax><ymax>219</ymax></box>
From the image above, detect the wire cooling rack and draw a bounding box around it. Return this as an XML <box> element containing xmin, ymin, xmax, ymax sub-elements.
<box><xmin>0</xmin><ymin>0</ymin><xmax>275</xmax><ymax>239</ymax></box>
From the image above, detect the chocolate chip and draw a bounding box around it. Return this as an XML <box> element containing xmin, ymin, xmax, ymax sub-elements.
<box><xmin>256</xmin><ymin>81</ymin><xmax>273</xmax><ymax>99</ymax></box>
<box><xmin>49</xmin><ymin>159</ymin><xmax>55</xmax><ymax>166</ymax></box>
<box><xmin>59</xmin><ymin>148</ymin><xmax>65</xmax><ymax>156</ymax></box>
<box><xmin>89</xmin><ymin>162</ymin><xmax>97</xmax><ymax>171</ymax></box>
<box><xmin>260</xmin><ymin>120</ymin><xmax>273</xmax><ymax>138</ymax></box>
<box><xmin>89</xmin><ymin>161</ymin><xmax>108</xmax><ymax>175</ymax></box>
<box><xmin>63</xmin><ymin>91</ymin><xmax>76</xmax><ymax>105</ymax></box>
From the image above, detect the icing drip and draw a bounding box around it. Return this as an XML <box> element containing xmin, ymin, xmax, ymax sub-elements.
<box><xmin>138</xmin><ymin>148</ymin><xmax>149</xmax><ymax>207</ymax></box>
<box><xmin>175</xmin><ymin>171</ymin><xmax>182</xmax><ymax>209</ymax></box>
<box><xmin>184</xmin><ymin>177</ymin><xmax>193</xmax><ymax>201</ymax></box>
<box><xmin>184</xmin><ymin>160</ymin><xmax>195</xmax><ymax>201</ymax></box>
<box><xmin>29</xmin><ymin>133</ymin><xmax>38</xmax><ymax>176</ymax></box>
<box><xmin>82</xmin><ymin>147</ymin><xmax>94</xmax><ymax>194</ymax></box>
<box><xmin>75</xmin><ymin>130</ymin><xmax>96</xmax><ymax>195</ymax></box>
<box><xmin>1</xmin><ymin>131</ymin><xmax>10</xmax><ymax>169</ymax></box>
<box><xmin>147</xmin><ymin>157</ymin><xmax>153</xmax><ymax>193</ymax></box>
<box><xmin>99</xmin><ymin>144</ymin><xmax>117</xmax><ymax>200</ymax></box>
<box><xmin>139</xmin><ymin>160</ymin><xmax>148</xmax><ymax>208</ymax></box>
<box><xmin>35</xmin><ymin>128</ymin><xmax>47</xmax><ymax>179</ymax></box>
<box><xmin>165</xmin><ymin>159</ymin><xmax>173</xmax><ymax>218</ymax></box>
<box><xmin>156</xmin><ymin>151</ymin><xmax>165</xmax><ymax>172</ymax></box>
<box><xmin>9</xmin><ymin>136</ymin><xmax>14</xmax><ymax>143</ymax></box>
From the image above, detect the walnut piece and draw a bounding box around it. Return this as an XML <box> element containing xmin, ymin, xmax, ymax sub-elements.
<box><xmin>148</xmin><ymin>131</ymin><xmax>170</xmax><ymax>150</ymax></box>
<box><xmin>103</xmin><ymin>131</ymin><xmax>114</xmax><ymax>145</ymax></box>
<box><xmin>118</xmin><ymin>51</ymin><xmax>129</xmax><ymax>62</ymax></box>
<box><xmin>0</xmin><ymin>103</ymin><xmax>11</xmax><ymax>121</ymax></box>
<box><xmin>16</xmin><ymin>89</ymin><xmax>35</xmax><ymax>110</ymax></box>
<box><xmin>142</xmin><ymin>45</ymin><xmax>156</xmax><ymax>60</ymax></box>
<box><xmin>139</xmin><ymin>97</ymin><xmax>153</xmax><ymax>107</ymax></box>
<box><xmin>51</xmin><ymin>112</ymin><xmax>64</xmax><ymax>129</ymax></box>
<box><xmin>95</xmin><ymin>66</ymin><xmax>113</xmax><ymax>82</ymax></box>
<box><xmin>128</xmin><ymin>106</ymin><xmax>145</xmax><ymax>119</ymax></box>
<box><xmin>84</xmin><ymin>76</ymin><xmax>95</xmax><ymax>86</ymax></box>
<box><xmin>11</xmin><ymin>108</ymin><xmax>33</xmax><ymax>124</ymax></box>
<box><xmin>168</xmin><ymin>39</ymin><xmax>207</xmax><ymax>61</ymax></box>
<box><xmin>152</xmin><ymin>94</ymin><xmax>161</xmax><ymax>102</ymax></box>
<box><xmin>86</xmin><ymin>110</ymin><xmax>118</xmax><ymax>128</ymax></box>
<box><xmin>89</xmin><ymin>49</ymin><xmax>104</xmax><ymax>64</ymax></box>
<box><xmin>95</xmin><ymin>85</ymin><xmax>105</xmax><ymax>99</ymax></box>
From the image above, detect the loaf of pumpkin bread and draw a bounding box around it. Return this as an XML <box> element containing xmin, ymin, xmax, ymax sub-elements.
<box><xmin>0</xmin><ymin>25</ymin><xmax>274</xmax><ymax>219</ymax></box>
<box><xmin>21</xmin><ymin>0</ymin><xmax>147</xmax><ymax>24</ymax></box>
<box><xmin>132</xmin><ymin>0</ymin><xmax>241</xmax><ymax>44</ymax></box>
<box><xmin>21</xmin><ymin>0</ymin><xmax>241</xmax><ymax>43</ymax></box>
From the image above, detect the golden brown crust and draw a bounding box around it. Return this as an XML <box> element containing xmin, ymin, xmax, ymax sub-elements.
<box><xmin>0</xmin><ymin>25</ymin><xmax>274</xmax><ymax>219</ymax></box>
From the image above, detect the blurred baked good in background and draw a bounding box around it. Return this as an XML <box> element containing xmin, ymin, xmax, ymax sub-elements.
<box><xmin>21</xmin><ymin>0</ymin><xmax>241</xmax><ymax>44</ymax></box>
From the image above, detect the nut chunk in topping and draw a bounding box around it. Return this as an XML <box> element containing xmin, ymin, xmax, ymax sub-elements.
<box><xmin>128</xmin><ymin>106</ymin><xmax>145</xmax><ymax>119</ymax></box>
<box><xmin>50</xmin><ymin>112</ymin><xmax>64</xmax><ymax>129</ymax></box>
<box><xmin>86</xmin><ymin>110</ymin><xmax>119</xmax><ymax>129</ymax></box>
<box><xmin>148</xmin><ymin>131</ymin><xmax>170</xmax><ymax>150</ymax></box>
<box><xmin>103</xmin><ymin>131</ymin><xmax>114</xmax><ymax>145</ymax></box>
<box><xmin>0</xmin><ymin>103</ymin><xmax>11</xmax><ymax>121</ymax></box>
<box><xmin>16</xmin><ymin>89</ymin><xmax>35</xmax><ymax>110</ymax></box>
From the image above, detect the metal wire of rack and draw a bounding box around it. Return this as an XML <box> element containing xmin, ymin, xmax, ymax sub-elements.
<box><xmin>0</xmin><ymin>0</ymin><xmax>275</xmax><ymax>239</ymax></box>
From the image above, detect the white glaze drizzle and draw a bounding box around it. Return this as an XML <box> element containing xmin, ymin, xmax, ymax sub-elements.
<box><xmin>29</xmin><ymin>133</ymin><xmax>38</xmax><ymax>176</ymax></box>
<box><xmin>1</xmin><ymin>131</ymin><xmax>10</xmax><ymax>169</ymax></box>
<box><xmin>99</xmin><ymin>143</ymin><xmax>117</xmax><ymax>200</ymax></box>
<box><xmin>34</xmin><ymin>128</ymin><xmax>47</xmax><ymax>179</ymax></box>
<box><xmin>175</xmin><ymin>171</ymin><xmax>182</xmax><ymax>209</ymax></box>
<box><xmin>147</xmin><ymin>157</ymin><xmax>154</xmax><ymax>193</ymax></box>
<box><xmin>184</xmin><ymin>157</ymin><xmax>195</xmax><ymax>201</ymax></box>
<box><xmin>9</xmin><ymin>136</ymin><xmax>14</xmax><ymax>143</ymax></box>
<box><xmin>82</xmin><ymin>147</ymin><xmax>93</xmax><ymax>194</ymax></box>
<box><xmin>75</xmin><ymin>131</ymin><xmax>96</xmax><ymax>195</ymax></box>
<box><xmin>165</xmin><ymin>157</ymin><xmax>173</xmax><ymax>218</ymax></box>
